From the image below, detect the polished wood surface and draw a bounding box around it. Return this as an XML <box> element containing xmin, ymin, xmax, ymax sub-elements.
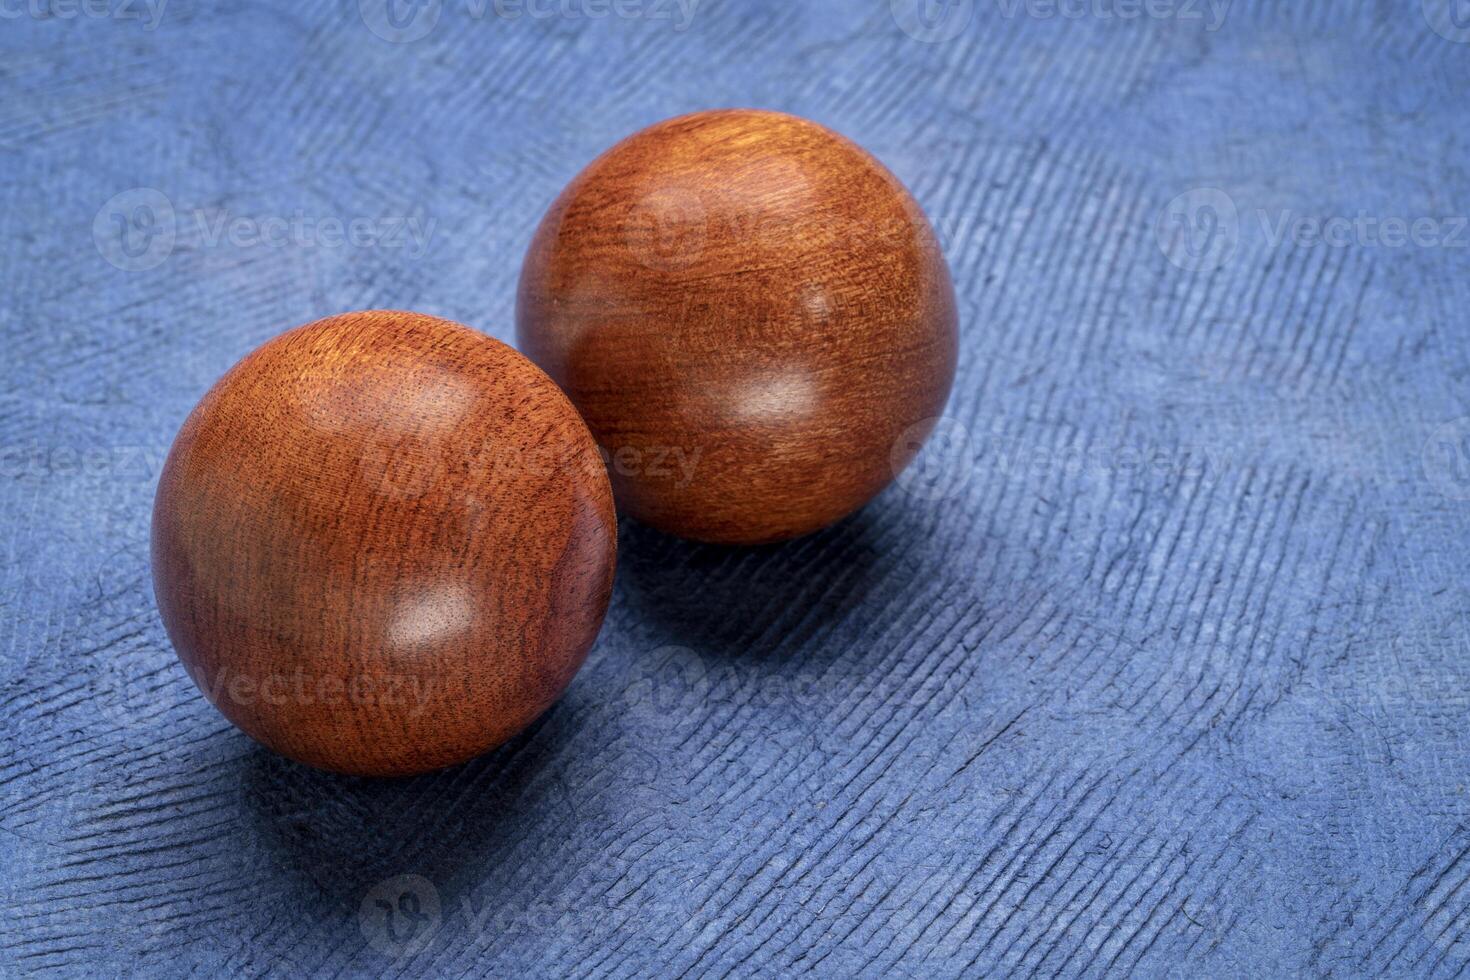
<box><xmin>151</xmin><ymin>311</ymin><xmax>616</xmax><ymax>776</ymax></box>
<box><xmin>516</xmin><ymin>109</ymin><xmax>958</xmax><ymax>544</ymax></box>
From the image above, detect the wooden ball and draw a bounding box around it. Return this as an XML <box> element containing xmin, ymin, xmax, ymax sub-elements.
<box><xmin>151</xmin><ymin>311</ymin><xmax>616</xmax><ymax>776</ymax></box>
<box><xmin>516</xmin><ymin>109</ymin><xmax>958</xmax><ymax>545</ymax></box>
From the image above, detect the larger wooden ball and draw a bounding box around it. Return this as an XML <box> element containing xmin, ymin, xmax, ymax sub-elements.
<box><xmin>516</xmin><ymin>109</ymin><xmax>958</xmax><ymax>544</ymax></box>
<box><xmin>151</xmin><ymin>311</ymin><xmax>616</xmax><ymax>776</ymax></box>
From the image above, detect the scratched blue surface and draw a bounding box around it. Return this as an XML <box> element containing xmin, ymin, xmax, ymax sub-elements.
<box><xmin>3</xmin><ymin>1</ymin><xmax>1470</xmax><ymax>976</ymax></box>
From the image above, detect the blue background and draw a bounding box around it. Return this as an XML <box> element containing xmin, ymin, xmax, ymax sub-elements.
<box><xmin>4</xmin><ymin>0</ymin><xmax>1470</xmax><ymax>975</ymax></box>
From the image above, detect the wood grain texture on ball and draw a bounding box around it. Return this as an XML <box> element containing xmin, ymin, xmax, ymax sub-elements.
<box><xmin>151</xmin><ymin>311</ymin><xmax>616</xmax><ymax>776</ymax></box>
<box><xmin>516</xmin><ymin>109</ymin><xmax>958</xmax><ymax>545</ymax></box>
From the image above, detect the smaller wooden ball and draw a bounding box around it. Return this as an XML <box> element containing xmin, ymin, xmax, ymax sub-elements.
<box><xmin>516</xmin><ymin>109</ymin><xmax>958</xmax><ymax>545</ymax></box>
<box><xmin>151</xmin><ymin>311</ymin><xmax>616</xmax><ymax>776</ymax></box>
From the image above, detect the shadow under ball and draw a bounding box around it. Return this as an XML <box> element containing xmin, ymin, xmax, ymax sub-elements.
<box><xmin>151</xmin><ymin>311</ymin><xmax>616</xmax><ymax>776</ymax></box>
<box><xmin>516</xmin><ymin>109</ymin><xmax>958</xmax><ymax>545</ymax></box>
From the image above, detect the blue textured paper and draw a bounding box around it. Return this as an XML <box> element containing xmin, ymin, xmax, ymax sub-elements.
<box><xmin>4</xmin><ymin>1</ymin><xmax>1470</xmax><ymax>975</ymax></box>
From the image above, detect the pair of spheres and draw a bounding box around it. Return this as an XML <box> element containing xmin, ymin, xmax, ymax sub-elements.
<box><xmin>152</xmin><ymin>110</ymin><xmax>958</xmax><ymax>775</ymax></box>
